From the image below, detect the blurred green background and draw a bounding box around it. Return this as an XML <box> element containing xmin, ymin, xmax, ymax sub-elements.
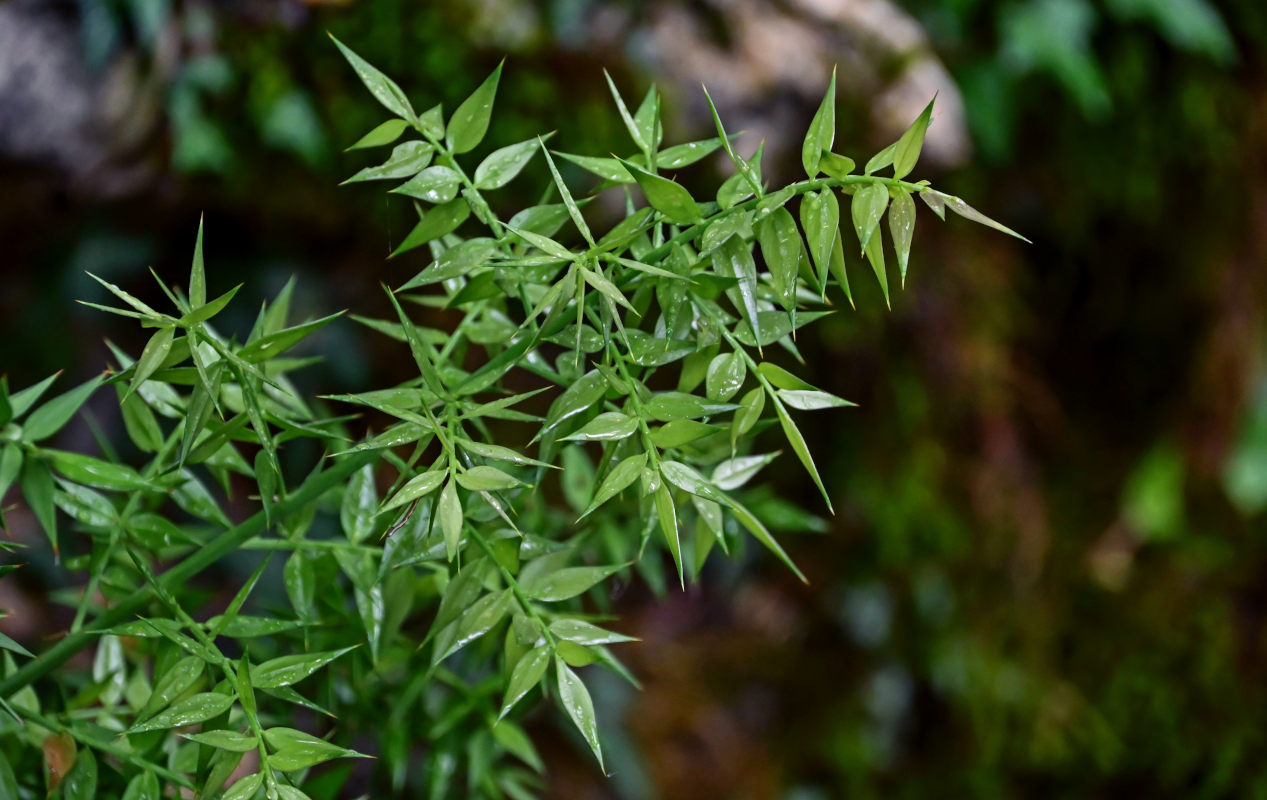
<box><xmin>3</xmin><ymin>0</ymin><xmax>1267</xmax><ymax>797</ymax></box>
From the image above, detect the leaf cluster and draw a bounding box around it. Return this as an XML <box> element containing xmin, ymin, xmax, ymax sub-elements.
<box><xmin>0</xmin><ymin>37</ymin><xmax>1023</xmax><ymax>799</ymax></box>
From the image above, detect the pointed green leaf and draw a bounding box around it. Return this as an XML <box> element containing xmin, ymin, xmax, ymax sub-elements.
<box><xmin>864</xmin><ymin>141</ymin><xmax>897</xmax><ymax>176</ymax></box>
<box><xmin>775</xmin><ymin>402</ymin><xmax>832</xmax><ymax>512</ymax></box>
<box><xmin>264</xmin><ymin>727</ymin><xmax>364</xmax><ymax>772</ymax></box>
<box><xmin>801</xmin><ymin>189</ymin><xmax>840</xmax><ymax>293</ymax></box>
<box><xmin>383</xmin><ymin>470</ymin><xmax>445</xmax><ymax>511</ymax></box>
<box><xmin>563</xmin><ymin>412</ymin><xmax>638</xmax><ymax>442</ymax></box>
<box><xmin>618</xmin><ymin>158</ymin><xmax>701</xmax><ymax>225</ymax></box>
<box><xmin>9</xmin><ymin>372</ymin><xmax>60</xmax><ymax>419</ymax></box>
<box><xmin>439</xmin><ymin>477</ymin><xmax>462</xmax><ymax>560</ymax></box>
<box><xmin>657</xmin><ymin>134</ymin><xmax>735</xmax><ymax>169</ymax></box>
<box><xmin>20</xmin><ymin>457</ymin><xmax>56</xmax><ymax>553</ymax></box>
<box><xmin>892</xmin><ymin>96</ymin><xmax>935</xmax><ymax>179</ymax></box>
<box><xmin>475</xmin><ymin>136</ymin><xmax>545</xmax><ymax>190</ymax></box>
<box><xmin>712</xmin><ymin>452</ymin><xmax>780</xmax><ymax>491</ymax></box>
<box><xmin>129</xmin><ymin>692</ymin><xmax>234</xmax><ymax>733</ymax></box>
<box><xmin>189</xmin><ymin>215</ymin><xmax>206</xmax><ymax>307</ymax></box>
<box><xmin>756</xmin><ymin>207</ymin><xmax>804</xmax><ymax>310</ymax></box>
<box><xmin>456</xmin><ymin>465</ymin><xmax>523</xmax><ymax>491</ymax></box>
<box><xmin>542</xmin><ymin>144</ymin><xmax>595</xmax><ymax>246</ymax></box>
<box><xmin>850</xmin><ymin>183</ymin><xmax>889</xmax><ymax>254</ymax></box>
<box><xmin>757</xmin><ymin>362</ymin><xmax>815</xmax><ymax>391</ymax></box>
<box><xmin>524</xmin><ymin>564</ymin><xmax>622</xmax><ymax>602</ymax></box>
<box><xmin>47</xmin><ymin>450</ymin><xmax>155</xmax><ymax>491</ymax></box>
<box><xmin>802</xmin><ymin>67</ymin><xmax>836</xmax><ymax>177</ymax></box>
<box><xmin>553</xmin><ymin>152</ymin><xmax>632</xmax><ymax>183</ymax></box>
<box><xmin>439</xmin><ymin>588</ymin><xmax>512</xmax><ymax>661</ymax></box>
<box><xmin>556</xmin><ymin>658</ymin><xmax>603</xmax><ymax>769</ymax></box>
<box><xmin>22</xmin><ymin>374</ymin><xmax>101</xmax><ymax>442</ymax></box>
<box><xmin>182</xmin><ymin>730</ymin><xmax>259</xmax><ymax>753</ymax></box>
<box><xmin>727</xmin><ymin>496</ymin><xmax>806</xmax><ymax>582</ymax></box>
<box><xmin>779</xmin><ymin>389</ymin><xmax>855</xmax><ymax>410</ymax></box>
<box><xmin>864</xmin><ymin>220</ymin><xmax>889</xmax><ymax>307</ymax></box>
<box><xmin>644</xmin><ymin>392</ymin><xmax>738</xmax><ymax>422</ymax></box>
<box><xmin>447</xmin><ymin>61</ymin><xmax>503</xmax><ymax>154</ymax></box>
<box><xmin>346</xmin><ymin>118</ymin><xmax>409</xmax><ymax>151</ymax></box>
<box><xmin>179</xmin><ymin>284</ymin><xmax>241</xmax><ymax>326</ymax></box>
<box><xmin>818</xmin><ymin>151</ymin><xmax>855</xmax><ymax>179</ymax></box>
<box><xmin>250</xmin><ymin>647</ymin><xmax>357</xmax><ymax>689</ymax></box>
<box><xmin>706</xmin><ymin>353</ymin><xmax>746</xmax><ymax>402</ymax></box>
<box><xmin>604</xmin><ymin>70</ymin><xmax>648</xmax><ymax>152</ymax></box>
<box><xmin>714</xmin><ymin>235</ymin><xmax>762</xmax><ymax>350</ymax></box>
<box><xmin>579</xmin><ymin>452</ymin><xmax>646</xmax><ymax>519</ymax></box>
<box><xmin>342</xmin><ymin>141</ymin><xmax>434</xmax><ymax>184</ymax></box>
<box><xmin>238</xmin><ymin>312</ymin><xmax>342</xmax><ymax>363</ymax></box>
<box><xmin>128</xmin><ymin>327</ymin><xmax>174</xmax><ymax>398</ymax></box>
<box><xmin>888</xmin><ymin>188</ymin><xmax>916</xmax><ymax>287</ymax></box>
<box><xmin>341</xmin><ymin>461</ymin><xmax>377</xmax><ymax>544</ymax></box>
<box><xmin>933</xmin><ymin>191</ymin><xmax>1031</xmax><ymax>242</ymax></box>
<box><xmin>390</xmin><ymin>165</ymin><xmax>461</xmax><ymax>204</ymax></box>
<box><xmin>330</xmin><ymin>34</ymin><xmax>415</xmax><ymax>121</ymax></box>
<box><xmin>828</xmin><ymin>227</ymin><xmax>853</xmax><ymax>308</ymax></box>
<box><xmin>501</xmin><ymin>644</ymin><xmax>549</xmax><ymax>718</ymax></box>
<box><xmin>655</xmin><ymin>482</ymin><xmax>682</xmax><ymax>585</ymax></box>
<box><xmin>549</xmin><ymin>619</ymin><xmax>638</xmax><ymax>645</ymax></box>
<box><xmin>222</xmin><ymin>774</ymin><xmax>263</xmax><ymax>800</ymax></box>
<box><xmin>391</xmin><ymin>198</ymin><xmax>472</xmax><ymax>258</ymax></box>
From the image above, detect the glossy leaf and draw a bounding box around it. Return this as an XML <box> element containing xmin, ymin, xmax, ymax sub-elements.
<box><xmin>712</xmin><ymin>452</ymin><xmax>780</xmax><ymax>491</ymax></box>
<box><xmin>474</xmin><ymin>136</ymin><xmax>544</xmax><ymax>190</ymax></box>
<box><xmin>439</xmin><ymin>477</ymin><xmax>462</xmax><ymax>560</ymax></box>
<box><xmin>655</xmin><ymin>482</ymin><xmax>682</xmax><ymax>584</ymax></box>
<box><xmin>892</xmin><ymin>96</ymin><xmax>935</xmax><ymax>179</ymax></box>
<box><xmin>341</xmin><ymin>461</ymin><xmax>377</xmax><ymax>544</ymax></box>
<box><xmin>523</xmin><ymin>564</ymin><xmax>622</xmax><ymax>602</ymax></box>
<box><xmin>346</xmin><ymin>118</ymin><xmax>409</xmax><ymax>150</ymax></box>
<box><xmin>775</xmin><ymin>402</ymin><xmax>833</xmax><ymax>512</ymax></box>
<box><xmin>562</xmin><ymin>412</ymin><xmax>639</xmax><ymax>442</ymax></box>
<box><xmin>706</xmin><ymin>353</ymin><xmax>746</xmax><ymax>402</ymax></box>
<box><xmin>715</xmin><ymin>235</ymin><xmax>763</xmax><ymax>349</ymax></box>
<box><xmin>183</xmin><ymin>730</ymin><xmax>258</xmax><ymax>752</ymax></box>
<box><xmin>129</xmin><ymin>692</ymin><xmax>234</xmax><ymax>733</ymax></box>
<box><xmin>556</xmin><ymin>659</ymin><xmax>603</xmax><ymax>769</ymax></box>
<box><xmin>330</xmin><ymin>34</ymin><xmax>416</xmax><ymax>121</ymax></box>
<box><xmin>251</xmin><ymin>646</ymin><xmax>357</xmax><ymax>688</ymax></box>
<box><xmin>888</xmin><ymin>187</ymin><xmax>916</xmax><ymax>287</ymax></box>
<box><xmin>383</xmin><ymin>469</ymin><xmax>445</xmax><ymax>510</ymax></box>
<box><xmin>456</xmin><ymin>465</ymin><xmax>523</xmax><ymax>491</ymax></box>
<box><xmin>391</xmin><ymin>198</ymin><xmax>471</xmax><ymax>258</ymax></box>
<box><xmin>549</xmin><ymin>618</ymin><xmax>638</xmax><ymax>645</ymax></box>
<box><xmin>618</xmin><ymin>158</ymin><xmax>702</xmax><ymax>225</ymax></box>
<box><xmin>579</xmin><ymin>452</ymin><xmax>646</xmax><ymax>519</ymax></box>
<box><xmin>801</xmin><ymin>189</ymin><xmax>840</xmax><ymax>293</ymax></box>
<box><xmin>850</xmin><ymin>183</ymin><xmax>889</xmax><ymax>254</ymax></box>
<box><xmin>447</xmin><ymin>61</ymin><xmax>503</xmax><ymax>154</ymax></box>
<box><xmin>756</xmin><ymin>207</ymin><xmax>804</xmax><ymax>310</ymax></box>
<box><xmin>391</xmin><ymin>165</ymin><xmax>461</xmax><ymax>204</ymax></box>
<box><xmin>932</xmin><ymin>190</ymin><xmax>1031</xmax><ymax>242</ymax></box>
<box><xmin>342</xmin><ymin>141</ymin><xmax>433</xmax><ymax>184</ymax></box>
<box><xmin>779</xmin><ymin>389</ymin><xmax>856</xmax><ymax>411</ymax></box>
<box><xmin>20</xmin><ymin>457</ymin><xmax>57</xmax><ymax>553</ymax></box>
<box><xmin>22</xmin><ymin>374</ymin><xmax>101</xmax><ymax>442</ymax></box>
<box><xmin>802</xmin><ymin>67</ymin><xmax>836</xmax><ymax>177</ymax></box>
<box><xmin>818</xmin><ymin>151</ymin><xmax>855</xmax><ymax>179</ymax></box>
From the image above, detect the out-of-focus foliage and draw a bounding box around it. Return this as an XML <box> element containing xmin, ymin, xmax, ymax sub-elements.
<box><xmin>3</xmin><ymin>0</ymin><xmax>1267</xmax><ymax>798</ymax></box>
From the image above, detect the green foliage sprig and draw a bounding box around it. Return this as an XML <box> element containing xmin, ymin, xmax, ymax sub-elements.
<box><xmin>0</xmin><ymin>37</ymin><xmax>1023</xmax><ymax>799</ymax></box>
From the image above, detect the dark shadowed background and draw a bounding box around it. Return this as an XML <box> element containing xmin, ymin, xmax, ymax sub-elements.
<box><xmin>3</xmin><ymin>0</ymin><xmax>1267</xmax><ymax>797</ymax></box>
